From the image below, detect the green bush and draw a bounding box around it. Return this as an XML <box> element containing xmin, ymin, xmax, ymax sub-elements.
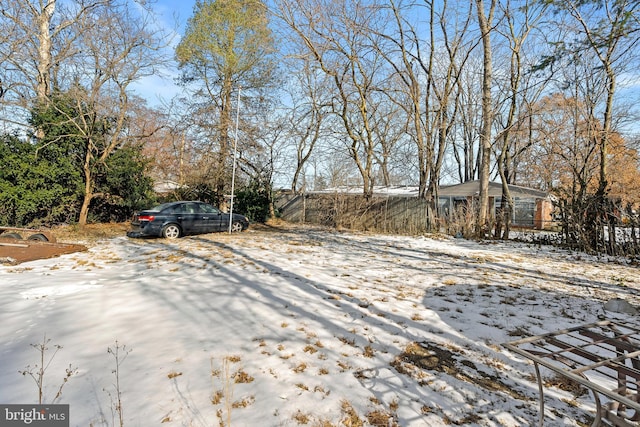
<box><xmin>89</xmin><ymin>145</ymin><xmax>156</xmax><ymax>222</ymax></box>
<box><xmin>0</xmin><ymin>92</ymin><xmax>156</xmax><ymax>226</ymax></box>
<box><xmin>0</xmin><ymin>133</ymin><xmax>81</xmax><ymax>226</ymax></box>
<box><xmin>235</xmin><ymin>184</ymin><xmax>271</xmax><ymax>223</ymax></box>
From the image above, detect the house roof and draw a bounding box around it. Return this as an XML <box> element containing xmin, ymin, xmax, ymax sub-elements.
<box><xmin>438</xmin><ymin>180</ymin><xmax>548</xmax><ymax>199</ymax></box>
<box><xmin>311</xmin><ymin>181</ymin><xmax>549</xmax><ymax>199</ymax></box>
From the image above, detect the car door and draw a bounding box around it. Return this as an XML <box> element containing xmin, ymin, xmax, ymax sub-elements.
<box><xmin>174</xmin><ymin>202</ymin><xmax>201</xmax><ymax>235</ymax></box>
<box><xmin>192</xmin><ymin>203</ymin><xmax>220</xmax><ymax>233</ymax></box>
<box><xmin>202</xmin><ymin>205</ymin><xmax>225</xmax><ymax>231</ymax></box>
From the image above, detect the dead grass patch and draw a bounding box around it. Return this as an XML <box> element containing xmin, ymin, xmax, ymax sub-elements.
<box><xmin>363</xmin><ymin>345</ymin><xmax>375</xmax><ymax>358</ymax></box>
<box><xmin>506</xmin><ymin>326</ymin><xmax>530</xmax><ymax>337</ymax></box>
<box><xmin>211</xmin><ymin>390</ymin><xmax>224</xmax><ymax>405</ymax></box>
<box><xmin>392</xmin><ymin>342</ymin><xmax>529</xmax><ymax>400</ymax></box>
<box><xmin>546</xmin><ymin>373</ymin><xmax>587</xmax><ymax>396</ymax></box>
<box><xmin>304</xmin><ymin>344</ymin><xmax>318</xmax><ymax>354</ymax></box>
<box><xmin>293</xmin><ymin>410</ymin><xmax>311</xmax><ymax>424</ymax></box>
<box><xmin>366</xmin><ymin>409</ymin><xmax>398</xmax><ymax>427</ymax></box>
<box><xmin>234</xmin><ymin>369</ymin><xmax>254</xmax><ymax>384</ymax></box>
<box><xmin>340</xmin><ymin>400</ymin><xmax>363</xmax><ymax>427</ymax></box>
<box><xmin>339</xmin><ymin>336</ymin><xmax>356</xmax><ymax>347</ymax></box>
<box><xmin>231</xmin><ymin>395</ymin><xmax>255</xmax><ymax>408</ymax></box>
<box><xmin>293</xmin><ymin>363</ymin><xmax>308</xmax><ymax>373</ymax></box>
<box><xmin>337</xmin><ymin>360</ymin><xmax>351</xmax><ymax>371</ymax></box>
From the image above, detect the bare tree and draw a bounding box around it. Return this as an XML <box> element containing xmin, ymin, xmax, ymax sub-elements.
<box><xmin>377</xmin><ymin>0</ymin><xmax>473</xmax><ymax>195</ymax></box>
<box><xmin>0</xmin><ymin>0</ymin><xmax>104</xmax><ymax>126</ymax></box>
<box><xmin>276</xmin><ymin>0</ymin><xmax>389</xmax><ymax>198</ymax></box>
<box><xmin>283</xmin><ymin>61</ymin><xmax>333</xmax><ymax>193</ymax></box>
<box><xmin>556</xmin><ymin>0</ymin><xmax>640</xmax><ymax>198</ymax></box>
<box><xmin>451</xmin><ymin>59</ymin><xmax>483</xmax><ymax>183</ymax></box>
<box><xmin>65</xmin><ymin>2</ymin><xmax>171</xmax><ymax>224</ymax></box>
<box><xmin>1</xmin><ymin>0</ymin><xmax>171</xmax><ymax>224</ymax></box>
<box><xmin>370</xmin><ymin>98</ymin><xmax>406</xmax><ymax>186</ymax></box>
<box><xmin>474</xmin><ymin>0</ymin><xmax>498</xmax><ymax>235</ymax></box>
<box><xmin>540</xmin><ymin>0</ymin><xmax>640</xmax><ymax>252</ymax></box>
<box><xmin>493</xmin><ymin>0</ymin><xmax>549</xmax><ymax>238</ymax></box>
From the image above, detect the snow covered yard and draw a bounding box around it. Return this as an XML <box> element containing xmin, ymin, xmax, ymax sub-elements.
<box><xmin>0</xmin><ymin>223</ymin><xmax>638</xmax><ymax>426</ymax></box>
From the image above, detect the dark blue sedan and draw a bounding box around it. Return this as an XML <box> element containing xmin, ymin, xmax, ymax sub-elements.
<box><xmin>126</xmin><ymin>201</ymin><xmax>249</xmax><ymax>239</ymax></box>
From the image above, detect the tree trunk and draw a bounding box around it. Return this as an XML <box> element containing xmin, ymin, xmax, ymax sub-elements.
<box><xmin>36</xmin><ymin>0</ymin><xmax>55</xmax><ymax>104</ymax></box>
<box><xmin>78</xmin><ymin>151</ymin><xmax>93</xmax><ymax>226</ymax></box>
<box><xmin>475</xmin><ymin>0</ymin><xmax>496</xmax><ymax>236</ymax></box>
<box><xmin>217</xmin><ymin>77</ymin><xmax>234</xmax><ymax>205</ymax></box>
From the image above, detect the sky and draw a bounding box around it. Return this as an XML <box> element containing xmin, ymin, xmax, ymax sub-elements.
<box><xmin>137</xmin><ymin>0</ymin><xmax>640</xmax><ymax>138</ymax></box>
<box><xmin>1</xmin><ymin>224</ymin><xmax>639</xmax><ymax>426</ymax></box>
<box><xmin>128</xmin><ymin>0</ymin><xmax>195</xmax><ymax>106</ymax></box>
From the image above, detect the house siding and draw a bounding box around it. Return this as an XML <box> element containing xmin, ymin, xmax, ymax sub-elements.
<box><xmin>276</xmin><ymin>183</ymin><xmax>554</xmax><ymax>234</ymax></box>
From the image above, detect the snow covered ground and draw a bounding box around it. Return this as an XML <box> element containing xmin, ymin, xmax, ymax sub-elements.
<box><xmin>0</xmin><ymin>223</ymin><xmax>638</xmax><ymax>426</ymax></box>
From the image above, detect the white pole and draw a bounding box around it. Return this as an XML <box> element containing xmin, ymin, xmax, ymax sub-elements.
<box><xmin>228</xmin><ymin>87</ymin><xmax>241</xmax><ymax>234</ymax></box>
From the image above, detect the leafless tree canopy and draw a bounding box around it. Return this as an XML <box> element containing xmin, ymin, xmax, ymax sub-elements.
<box><xmin>1</xmin><ymin>0</ymin><xmax>639</xmax><ymax>250</ymax></box>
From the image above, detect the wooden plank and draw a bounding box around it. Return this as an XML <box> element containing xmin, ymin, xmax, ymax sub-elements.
<box><xmin>0</xmin><ymin>242</ymin><xmax>29</xmax><ymax>248</ymax></box>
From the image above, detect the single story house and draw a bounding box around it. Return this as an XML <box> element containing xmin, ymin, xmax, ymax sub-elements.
<box><xmin>437</xmin><ymin>180</ymin><xmax>554</xmax><ymax>230</ymax></box>
<box><xmin>276</xmin><ymin>181</ymin><xmax>554</xmax><ymax>231</ymax></box>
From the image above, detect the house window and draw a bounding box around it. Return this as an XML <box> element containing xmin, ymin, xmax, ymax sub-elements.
<box><xmin>495</xmin><ymin>198</ymin><xmax>536</xmax><ymax>226</ymax></box>
<box><xmin>437</xmin><ymin>197</ymin><xmax>470</xmax><ymax>218</ymax></box>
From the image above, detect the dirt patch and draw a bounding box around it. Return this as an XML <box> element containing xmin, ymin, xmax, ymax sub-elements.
<box><xmin>0</xmin><ymin>239</ymin><xmax>87</xmax><ymax>265</ymax></box>
<box><xmin>0</xmin><ymin>223</ymin><xmax>116</xmax><ymax>265</ymax></box>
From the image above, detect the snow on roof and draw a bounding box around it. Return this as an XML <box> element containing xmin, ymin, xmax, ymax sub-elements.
<box><xmin>313</xmin><ymin>181</ymin><xmax>549</xmax><ymax>199</ymax></box>
<box><xmin>438</xmin><ymin>180</ymin><xmax>549</xmax><ymax>199</ymax></box>
<box><xmin>314</xmin><ymin>185</ymin><xmax>421</xmax><ymax>197</ymax></box>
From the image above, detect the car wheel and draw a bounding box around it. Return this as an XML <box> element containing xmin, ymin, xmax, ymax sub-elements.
<box><xmin>162</xmin><ymin>224</ymin><xmax>182</xmax><ymax>239</ymax></box>
<box><xmin>230</xmin><ymin>221</ymin><xmax>244</xmax><ymax>233</ymax></box>
<box><xmin>1</xmin><ymin>232</ymin><xmax>22</xmax><ymax>239</ymax></box>
<box><xmin>27</xmin><ymin>233</ymin><xmax>49</xmax><ymax>242</ymax></box>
